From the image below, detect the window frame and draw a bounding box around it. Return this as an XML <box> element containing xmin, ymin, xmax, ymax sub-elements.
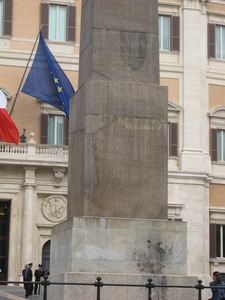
<box><xmin>168</xmin><ymin>122</ymin><xmax>178</xmax><ymax>157</ymax></box>
<box><xmin>48</xmin><ymin>114</ymin><xmax>64</xmax><ymax>145</ymax></box>
<box><xmin>210</xmin><ymin>223</ymin><xmax>225</xmax><ymax>258</ymax></box>
<box><xmin>209</xmin><ymin>107</ymin><xmax>225</xmax><ymax>162</ymax></box>
<box><xmin>158</xmin><ymin>14</ymin><xmax>180</xmax><ymax>52</ymax></box>
<box><xmin>0</xmin><ymin>0</ymin><xmax>12</xmax><ymax>36</ymax></box>
<box><xmin>40</xmin><ymin>2</ymin><xmax>76</xmax><ymax>42</ymax></box>
<box><xmin>208</xmin><ymin>23</ymin><xmax>225</xmax><ymax>60</ymax></box>
<box><xmin>40</xmin><ymin>113</ymin><xmax>69</xmax><ymax>146</ymax></box>
<box><xmin>168</xmin><ymin>101</ymin><xmax>181</xmax><ymax>158</ymax></box>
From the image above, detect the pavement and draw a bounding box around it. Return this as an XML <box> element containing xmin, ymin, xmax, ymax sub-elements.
<box><xmin>0</xmin><ymin>285</ymin><xmax>41</xmax><ymax>300</ymax></box>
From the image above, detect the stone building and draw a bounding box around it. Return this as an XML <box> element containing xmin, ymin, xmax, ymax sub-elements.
<box><xmin>0</xmin><ymin>0</ymin><xmax>225</xmax><ymax>285</ymax></box>
<box><xmin>0</xmin><ymin>0</ymin><xmax>80</xmax><ymax>281</ymax></box>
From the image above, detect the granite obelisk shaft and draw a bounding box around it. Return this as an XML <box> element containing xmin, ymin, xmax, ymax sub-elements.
<box><xmin>68</xmin><ymin>0</ymin><xmax>168</xmax><ymax>219</ymax></box>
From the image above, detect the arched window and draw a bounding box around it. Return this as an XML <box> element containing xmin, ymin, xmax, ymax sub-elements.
<box><xmin>42</xmin><ymin>240</ymin><xmax>51</xmax><ymax>273</ymax></box>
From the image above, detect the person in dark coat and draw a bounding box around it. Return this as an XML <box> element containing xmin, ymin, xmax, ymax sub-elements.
<box><xmin>34</xmin><ymin>264</ymin><xmax>44</xmax><ymax>295</ymax></box>
<box><xmin>210</xmin><ymin>271</ymin><xmax>225</xmax><ymax>300</ymax></box>
<box><xmin>22</xmin><ymin>264</ymin><xmax>33</xmax><ymax>298</ymax></box>
<box><xmin>28</xmin><ymin>263</ymin><xmax>33</xmax><ymax>295</ymax></box>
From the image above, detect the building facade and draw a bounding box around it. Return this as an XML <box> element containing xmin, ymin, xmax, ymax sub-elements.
<box><xmin>0</xmin><ymin>0</ymin><xmax>80</xmax><ymax>281</ymax></box>
<box><xmin>0</xmin><ymin>0</ymin><xmax>225</xmax><ymax>284</ymax></box>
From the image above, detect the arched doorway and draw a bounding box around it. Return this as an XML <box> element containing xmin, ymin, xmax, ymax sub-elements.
<box><xmin>42</xmin><ymin>240</ymin><xmax>51</xmax><ymax>273</ymax></box>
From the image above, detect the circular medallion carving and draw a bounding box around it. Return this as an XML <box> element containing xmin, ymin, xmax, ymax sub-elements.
<box><xmin>42</xmin><ymin>195</ymin><xmax>67</xmax><ymax>222</ymax></box>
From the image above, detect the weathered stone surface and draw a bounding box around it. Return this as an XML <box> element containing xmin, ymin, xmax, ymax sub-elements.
<box><xmin>79</xmin><ymin>0</ymin><xmax>159</xmax><ymax>87</ymax></box>
<box><xmin>68</xmin><ymin>0</ymin><xmax>168</xmax><ymax>220</ymax></box>
<box><xmin>51</xmin><ymin>217</ymin><xmax>187</xmax><ymax>275</ymax></box>
<box><xmin>48</xmin><ymin>272</ymin><xmax>199</xmax><ymax>300</ymax></box>
<box><xmin>68</xmin><ymin>81</ymin><xmax>168</xmax><ymax>219</ymax></box>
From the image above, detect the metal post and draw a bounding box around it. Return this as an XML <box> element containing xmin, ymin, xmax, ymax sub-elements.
<box><xmin>146</xmin><ymin>278</ymin><xmax>154</xmax><ymax>300</ymax></box>
<box><xmin>41</xmin><ymin>271</ymin><xmax>50</xmax><ymax>300</ymax></box>
<box><xmin>94</xmin><ymin>277</ymin><xmax>103</xmax><ymax>300</ymax></box>
<box><xmin>195</xmin><ymin>279</ymin><xmax>204</xmax><ymax>300</ymax></box>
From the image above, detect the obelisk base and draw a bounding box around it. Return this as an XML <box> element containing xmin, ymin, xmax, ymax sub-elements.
<box><xmin>47</xmin><ymin>217</ymin><xmax>204</xmax><ymax>299</ymax></box>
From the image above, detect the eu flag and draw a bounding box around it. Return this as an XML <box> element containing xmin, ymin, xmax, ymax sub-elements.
<box><xmin>21</xmin><ymin>32</ymin><xmax>75</xmax><ymax>119</ymax></box>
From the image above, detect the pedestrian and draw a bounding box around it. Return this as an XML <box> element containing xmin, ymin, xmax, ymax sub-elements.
<box><xmin>22</xmin><ymin>264</ymin><xmax>32</xmax><ymax>298</ymax></box>
<box><xmin>210</xmin><ymin>271</ymin><xmax>225</xmax><ymax>300</ymax></box>
<box><xmin>28</xmin><ymin>263</ymin><xmax>33</xmax><ymax>296</ymax></box>
<box><xmin>34</xmin><ymin>264</ymin><xmax>44</xmax><ymax>295</ymax></box>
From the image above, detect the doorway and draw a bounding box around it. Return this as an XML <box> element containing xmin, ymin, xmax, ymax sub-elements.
<box><xmin>0</xmin><ymin>201</ymin><xmax>10</xmax><ymax>283</ymax></box>
<box><xmin>42</xmin><ymin>240</ymin><xmax>51</xmax><ymax>274</ymax></box>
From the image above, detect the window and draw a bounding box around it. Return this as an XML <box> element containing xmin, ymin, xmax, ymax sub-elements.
<box><xmin>211</xmin><ymin>129</ymin><xmax>225</xmax><ymax>162</ymax></box>
<box><xmin>158</xmin><ymin>15</ymin><xmax>180</xmax><ymax>51</ymax></box>
<box><xmin>168</xmin><ymin>122</ymin><xmax>178</xmax><ymax>156</ymax></box>
<box><xmin>41</xmin><ymin>2</ymin><xmax>76</xmax><ymax>42</ymax></box>
<box><xmin>216</xmin><ymin>225</ymin><xmax>225</xmax><ymax>257</ymax></box>
<box><xmin>158</xmin><ymin>16</ymin><xmax>170</xmax><ymax>50</ymax></box>
<box><xmin>49</xmin><ymin>5</ymin><xmax>66</xmax><ymax>41</ymax></box>
<box><xmin>0</xmin><ymin>0</ymin><xmax>12</xmax><ymax>36</ymax></box>
<box><xmin>40</xmin><ymin>113</ymin><xmax>69</xmax><ymax>145</ymax></box>
<box><xmin>208</xmin><ymin>23</ymin><xmax>225</xmax><ymax>59</ymax></box>
<box><xmin>216</xmin><ymin>25</ymin><xmax>225</xmax><ymax>59</ymax></box>
<box><xmin>210</xmin><ymin>223</ymin><xmax>225</xmax><ymax>258</ymax></box>
<box><xmin>209</xmin><ymin>107</ymin><xmax>225</xmax><ymax>162</ymax></box>
<box><xmin>0</xmin><ymin>0</ymin><xmax>3</xmax><ymax>35</ymax></box>
<box><xmin>168</xmin><ymin>101</ymin><xmax>181</xmax><ymax>158</ymax></box>
<box><xmin>217</xmin><ymin>130</ymin><xmax>225</xmax><ymax>161</ymax></box>
<box><xmin>48</xmin><ymin>115</ymin><xmax>64</xmax><ymax>145</ymax></box>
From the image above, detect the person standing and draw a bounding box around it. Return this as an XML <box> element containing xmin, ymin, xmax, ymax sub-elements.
<box><xmin>34</xmin><ymin>264</ymin><xmax>44</xmax><ymax>295</ymax></box>
<box><xmin>210</xmin><ymin>271</ymin><xmax>225</xmax><ymax>300</ymax></box>
<box><xmin>28</xmin><ymin>263</ymin><xmax>33</xmax><ymax>296</ymax></box>
<box><xmin>22</xmin><ymin>264</ymin><xmax>32</xmax><ymax>298</ymax></box>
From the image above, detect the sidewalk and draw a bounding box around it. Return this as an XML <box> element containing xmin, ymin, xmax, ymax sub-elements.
<box><xmin>0</xmin><ymin>285</ymin><xmax>41</xmax><ymax>300</ymax></box>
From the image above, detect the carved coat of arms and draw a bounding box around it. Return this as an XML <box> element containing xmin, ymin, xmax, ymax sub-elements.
<box><xmin>120</xmin><ymin>31</ymin><xmax>147</xmax><ymax>71</ymax></box>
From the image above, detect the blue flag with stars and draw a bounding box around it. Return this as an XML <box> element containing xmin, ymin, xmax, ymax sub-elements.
<box><xmin>21</xmin><ymin>32</ymin><xmax>75</xmax><ymax>119</ymax></box>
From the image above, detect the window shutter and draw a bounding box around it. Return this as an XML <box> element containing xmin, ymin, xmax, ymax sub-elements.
<box><xmin>67</xmin><ymin>6</ymin><xmax>76</xmax><ymax>42</ymax></box>
<box><xmin>171</xmin><ymin>16</ymin><xmax>179</xmax><ymax>51</ymax></box>
<box><xmin>64</xmin><ymin>116</ymin><xmax>69</xmax><ymax>146</ymax></box>
<box><xmin>3</xmin><ymin>0</ymin><xmax>13</xmax><ymax>36</ymax></box>
<box><xmin>40</xmin><ymin>3</ymin><xmax>49</xmax><ymax>39</ymax></box>
<box><xmin>211</xmin><ymin>128</ymin><xmax>217</xmax><ymax>161</ymax></box>
<box><xmin>170</xmin><ymin>123</ymin><xmax>178</xmax><ymax>156</ymax></box>
<box><xmin>40</xmin><ymin>113</ymin><xmax>48</xmax><ymax>144</ymax></box>
<box><xmin>210</xmin><ymin>223</ymin><xmax>217</xmax><ymax>258</ymax></box>
<box><xmin>208</xmin><ymin>23</ymin><xmax>215</xmax><ymax>58</ymax></box>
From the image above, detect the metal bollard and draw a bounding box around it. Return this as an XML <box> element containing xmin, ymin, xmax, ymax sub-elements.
<box><xmin>94</xmin><ymin>277</ymin><xmax>103</xmax><ymax>300</ymax></box>
<box><xmin>146</xmin><ymin>278</ymin><xmax>155</xmax><ymax>300</ymax></box>
<box><xmin>195</xmin><ymin>279</ymin><xmax>204</xmax><ymax>300</ymax></box>
<box><xmin>40</xmin><ymin>272</ymin><xmax>50</xmax><ymax>300</ymax></box>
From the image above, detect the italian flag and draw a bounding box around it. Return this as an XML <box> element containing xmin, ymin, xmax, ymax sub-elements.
<box><xmin>0</xmin><ymin>90</ymin><xmax>19</xmax><ymax>145</ymax></box>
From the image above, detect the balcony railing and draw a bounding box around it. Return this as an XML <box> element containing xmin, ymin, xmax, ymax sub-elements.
<box><xmin>0</xmin><ymin>141</ymin><xmax>68</xmax><ymax>165</ymax></box>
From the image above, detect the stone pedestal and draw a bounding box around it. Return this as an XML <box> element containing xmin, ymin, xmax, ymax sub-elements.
<box><xmin>51</xmin><ymin>217</ymin><xmax>187</xmax><ymax>275</ymax></box>
<box><xmin>49</xmin><ymin>217</ymin><xmax>199</xmax><ymax>300</ymax></box>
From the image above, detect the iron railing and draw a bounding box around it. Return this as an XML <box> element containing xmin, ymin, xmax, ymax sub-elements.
<box><xmin>0</xmin><ymin>275</ymin><xmax>221</xmax><ymax>300</ymax></box>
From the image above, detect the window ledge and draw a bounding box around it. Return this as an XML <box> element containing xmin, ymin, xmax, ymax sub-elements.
<box><xmin>168</xmin><ymin>157</ymin><xmax>179</xmax><ymax>171</ymax></box>
<box><xmin>212</xmin><ymin>161</ymin><xmax>225</xmax><ymax>165</ymax></box>
<box><xmin>210</xmin><ymin>258</ymin><xmax>225</xmax><ymax>264</ymax></box>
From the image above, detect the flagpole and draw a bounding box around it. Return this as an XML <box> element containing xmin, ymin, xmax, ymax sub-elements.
<box><xmin>9</xmin><ymin>27</ymin><xmax>42</xmax><ymax>116</ymax></box>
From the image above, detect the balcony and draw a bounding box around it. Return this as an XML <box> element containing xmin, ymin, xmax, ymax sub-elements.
<box><xmin>0</xmin><ymin>135</ymin><xmax>68</xmax><ymax>167</ymax></box>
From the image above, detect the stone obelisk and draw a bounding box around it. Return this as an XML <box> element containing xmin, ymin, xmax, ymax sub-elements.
<box><xmin>67</xmin><ymin>0</ymin><xmax>168</xmax><ymax>220</ymax></box>
<box><xmin>50</xmin><ymin>1</ymin><xmax>196</xmax><ymax>299</ymax></box>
